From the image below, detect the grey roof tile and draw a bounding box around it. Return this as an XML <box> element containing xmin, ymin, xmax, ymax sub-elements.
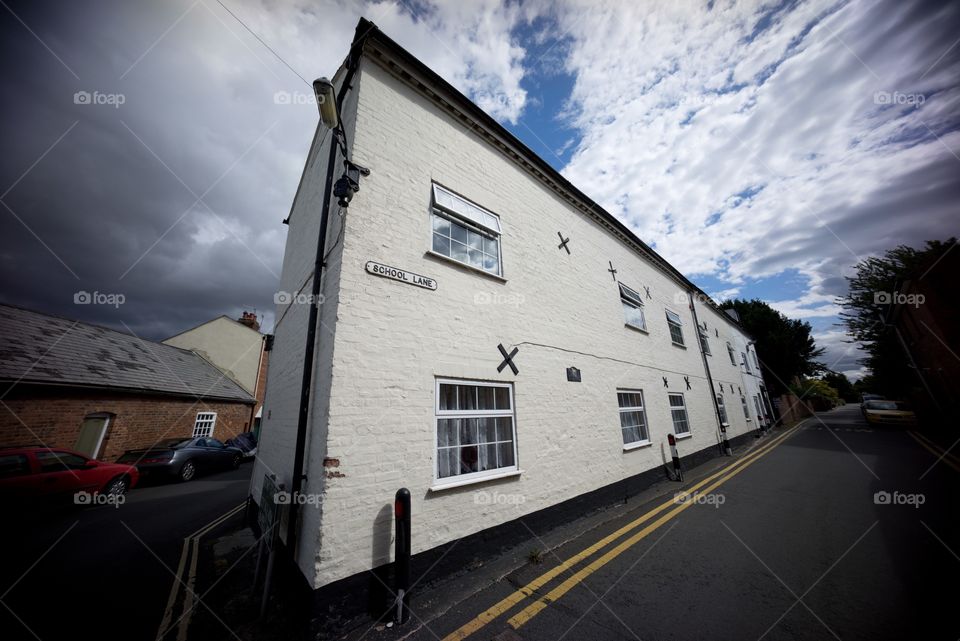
<box><xmin>0</xmin><ymin>304</ymin><xmax>255</xmax><ymax>403</ymax></box>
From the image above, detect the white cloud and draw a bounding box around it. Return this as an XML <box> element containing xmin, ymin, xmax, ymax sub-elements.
<box><xmin>541</xmin><ymin>0</ymin><xmax>959</xmax><ymax>376</ymax></box>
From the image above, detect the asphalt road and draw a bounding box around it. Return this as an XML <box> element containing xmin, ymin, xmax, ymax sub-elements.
<box><xmin>0</xmin><ymin>462</ymin><xmax>252</xmax><ymax>641</ymax></box>
<box><xmin>389</xmin><ymin>405</ymin><xmax>958</xmax><ymax>641</ymax></box>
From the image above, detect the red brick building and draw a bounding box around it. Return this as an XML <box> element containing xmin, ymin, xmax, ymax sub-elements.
<box><xmin>0</xmin><ymin>304</ymin><xmax>255</xmax><ymax>461</ymax></box>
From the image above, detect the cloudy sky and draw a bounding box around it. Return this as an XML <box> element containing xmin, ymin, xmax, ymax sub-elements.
<box><xmin>1</xmin><ymin>0</ymin><xmax>957</xmax><ymax>381</ymax></box>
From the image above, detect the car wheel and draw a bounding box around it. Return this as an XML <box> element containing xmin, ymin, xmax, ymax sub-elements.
<box><xmin>179</xmin><ymin>460</ymin><xmax>197</xmax><ymax>482</ymax></box>
<box><xmin>102</xmin><ymin>475</ymin><xmax>128</xmax><ymax>498</ymax></box>
<box><xmin>231</xmin><ymin>454</ymin><xmax>241</xmax><ymax>469</ymax></box>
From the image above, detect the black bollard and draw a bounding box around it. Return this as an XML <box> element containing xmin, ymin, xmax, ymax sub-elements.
<box><xmin>394</xmin><ymin>488</ymin><xmax>411</xmax><ymax>624</ymax></box>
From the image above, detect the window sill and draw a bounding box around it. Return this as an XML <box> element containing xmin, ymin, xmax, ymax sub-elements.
<box><xmin>625</xmin><ymin>324</ymin><xmax>648</xmax><ymax>334</ymax></box>
<box><xmin>671</xmin><ymin>342</ymin><xmax>687</xmax><ymax>349</ymax></box>
<box><xmin>674</xmin><ymin>432</ymin><xmax>693</xmax><ymax>440</ymax></box>
<box><xmin>429</xmin><ymin>468</ymin><xmax>522</xmax><ymax>492</ymax></box>
<box><xmin>623</xmin><ymin>440</ymin><xmax>652</xmax><ymax>451</ymax></box>
<box><xmin>425</xmin><ymin>251</ymin><xmax>508</xmax><ymax>283</ymax></box>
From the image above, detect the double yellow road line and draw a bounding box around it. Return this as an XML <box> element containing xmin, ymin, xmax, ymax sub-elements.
<box><xmin>443</xmin><ymin>423</ymin><xmax>805</xmax><ymax>641</ymax></box>
<box><xmin>908</xmin><ymin>431</ymin><xmax>960</xmax><ymax>473</ymax></box>
<box><xmin>157</xmin><ymin>501</ymin><xmax>246</xmax><ymax>641</ymax></box>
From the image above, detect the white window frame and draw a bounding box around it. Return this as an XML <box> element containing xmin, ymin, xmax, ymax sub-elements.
<box><xmin>619</xmin><ymin>283</ymin><xmax>647</xmax><ymax>332</ymax></box>
<box><xmin>727</xmin><ymin>343</ymin><xmax>737</xmax><ymax>366</ymax></box>
<box><xmin>753</xmin><ymin>396</ymin><xmax>765</xmax><ymax>423</ymax></box>
<box><xmin>665</xmin><ymin>309</ymin><xmax>685</xmax><ymax>347</ymax></box>
<box><xmin>752</xmin><ymin>350</ymin><xmax>760</xmax><ymax>369</ymax></box>
<box><xmin>433</xmin><ymin>378</ymin><xmax>518</xmax><ymax>489</ymax></box>
<box><xmin>617</xmin><ymin>389</ymin><xmax>650</xmax><ymax>449</ymax></box>
<box><xmin>429</xmin><ymin>184</ymin><xmax>503</xmax><ymax>277</ymax></box>
<box><xmin>741</xmin><ymin>395</ymin><xmax>751</xmax><ymax>421</ymax></box>
<box><xmin>698</xmin><ymin>328</ymin><xmax>711</xmax><ymax>355</ymax></box>
<box><xmin>193</xmin><ymin>412</ymin><xmax>217</xmax><ymax>438</ymax></box>
<box><xmin>668</xmin><ymin>392</ymin><xmax>691</xmax><ymax>437</ymax></box>
<box><xmin>742</xmin><ymin>352</ymin><xmax>751</xmax><ymax>373</ymax></box>
<box><xmin>716</xmin><ymin>393</ymin><xmax>729</xmax><ymax>426</ymax></box>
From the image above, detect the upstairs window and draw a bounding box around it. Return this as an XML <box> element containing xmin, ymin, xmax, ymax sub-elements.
<box><xmin>727</xmin><ymin>343</ymin><xmax>737</xmax><ymax>366</ymax></box>
<box><xmin>430</xmin><ymin>184</ymin><xmax>502</xmax><ymax>276</ymax></box>
<box><xmin>742</xmin><ymin>352</ymin><xmax>751</xmax><ymax>373</ymax></box>
<box><xmin>741</xmin><ymin>395</ymin><xmax>751</xmax><ymax>420</ymax></box>
<box><xmin>619</xmin><ymin>283</ymin><xmax>647</xmax><ymax>331</ymax></box>
<box><xmin>617</xmin><ymin>390</ymin><xmax>650</xmax><ymax>446</ymax></box>
<box><xmin>666</xmin><ymin>310</ymin><xmax>685</xmax><ymax>346</ymax></box>
<box><xmin>698</xmin><ymin>328</ymin><xmax>711</xmax><ymax>355</ymax></box>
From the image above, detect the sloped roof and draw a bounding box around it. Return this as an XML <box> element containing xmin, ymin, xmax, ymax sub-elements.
<box><xmin>0</xmin><ymin>304</ymin><xmax>255</xmax><ymax>403</ymax></box>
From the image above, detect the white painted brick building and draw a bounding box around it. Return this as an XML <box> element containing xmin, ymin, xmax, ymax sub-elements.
<box><xmin>251</xmin><ymin>19</ymin><xmax>774</xmax><ymax>598</ymax></box>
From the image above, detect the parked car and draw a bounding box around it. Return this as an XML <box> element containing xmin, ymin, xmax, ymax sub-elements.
<box><xmin>0</xmin><ymin>446</ymin><xmax>138</xmax><ymax>506</ymax></box>
<box><xmin>117</xmin><ymin>437</ymin><xmax>243</xmax><ymax>482</ymax></box>
<box><xmin>225</xmin><ymin>431</ymin><xmax>257</xmax><ymax>459</ymax></box>
<box><xmin>861</xmin><ymin>400</ymin><xmax>917</xmax><ymax>427</ymax></box>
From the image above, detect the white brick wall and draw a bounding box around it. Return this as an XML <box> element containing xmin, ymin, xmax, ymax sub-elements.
<box><xmin>261</xmin><ymin>57</ymin><xmax>770</xmax><ymax>589</ymax></box>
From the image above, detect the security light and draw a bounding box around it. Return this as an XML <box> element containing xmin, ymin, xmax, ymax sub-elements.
<box><xmin>313</xmin><ymin>77</ymin><xmax>339</xmax><ymax>129</ymax></box>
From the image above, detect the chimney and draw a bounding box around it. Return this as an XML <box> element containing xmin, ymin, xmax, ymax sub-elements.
<box><xmin>239</xmin><ymin>311</ymin><xmax>260</xmax><ymax>332</ymax></box>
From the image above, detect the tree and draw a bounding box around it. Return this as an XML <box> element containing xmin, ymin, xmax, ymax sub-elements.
<box><xmin>838</xmin><ymin>238</ymin><xmax>956</xmax><ymax>397</ymax></box>
<box><xmin>821</xmin><ymin>371</ymin><xmax>857</xmax><ymax>403</ymax></box>
<box><xmin>719</xmin><ymin>299</ymin><xmax>824</xmax><ymax>395</ymax></box>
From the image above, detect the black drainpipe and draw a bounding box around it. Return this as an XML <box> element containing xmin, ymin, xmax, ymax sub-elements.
<box><xmin>286</xmin><ymin>52</ymin><xmax>363</xmax><ymax>560</ymax></box>
<box><xmin>688</xmin><ymin>292</ymin><xmax>727</xmax><ymax>445</ymax></box>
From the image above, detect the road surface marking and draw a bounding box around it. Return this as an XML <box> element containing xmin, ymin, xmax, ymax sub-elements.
<box><xmin>908</xmin><ymin>431</ymin><xmax>960</xmax><ymax>473</ymax></box>
<box><xmin>441</xmin><ymin>425</ymin><xmax>803</xmax><ymax>641</ymax></box>
<box><xmin>156</xmin><ymin>502</ymin><xmax>246</xmax><ymax>641</ymax></box>
<box><xmin>507</xmin><ymin>423</ymin><xmax>801</xmax><ymax>629</ymax></box>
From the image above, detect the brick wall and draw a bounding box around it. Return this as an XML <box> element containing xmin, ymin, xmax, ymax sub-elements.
<box><xmin>0</xmin><ymin>385</ymin><xmax>254</xmax><ymax>461</ymax></box>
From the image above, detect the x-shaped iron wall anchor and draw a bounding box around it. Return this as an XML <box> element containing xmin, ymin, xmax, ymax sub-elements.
<box><xmin>608</xmin><ymin>261</ymin><xmax>617</xmax><ymax>280</ymax></box>
<box><xmin>497</xmin><ymin>343</ymin><xmax>519</xmax><ymax>375</ymax></box>
<box><xmin>557</xmin><ymin>232</ymin><xmax>570</xmax><ymax>254</ymax></box>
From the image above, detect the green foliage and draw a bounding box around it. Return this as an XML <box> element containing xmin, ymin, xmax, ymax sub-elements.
<box><xmin>839</xmin><ymin>238</ymin><xmax>956</xmax><ymax>396</ymax></box>
<box><xmin>821</xmin><ymin>371</ymin><xmax>857</xmax><ymax>402</ymax></box>
<box><xmin>719</xmin><ymin>299</ymin><xmax>824</xmax><ymax>394</ymax></box>
<box><xmin>790</xmin><ymin>378</ymin><xmax>840</xmax><ymax>404</ymax></box>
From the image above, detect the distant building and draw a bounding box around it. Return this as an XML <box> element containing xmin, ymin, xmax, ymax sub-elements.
<box><xmin>163</xmin><ymin>311</ymin><xmax>272</xmax><ymax>432</ymax></box>
<box><xmin>0</xmin><ymin>304</ymin><xmax>255</xmax><ymax>460</ymax></box>
<box><xmin>250</xmin><ymin>18</ymin><xmax>773</xmax><ymax>614</ymax></box>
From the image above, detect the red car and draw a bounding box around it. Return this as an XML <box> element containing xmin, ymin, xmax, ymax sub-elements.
<box><xmin>0</xmin><ymin>446</ymin><xmax>139</xmax><ymax>506</ymax></box>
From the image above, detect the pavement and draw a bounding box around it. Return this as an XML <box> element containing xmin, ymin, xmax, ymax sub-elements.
<box><xmin>0</xmin><ymin>462</ymin><xmax>253</xmax><ymax>641</ymax></box>
<box><xmin>346</xmin><ymin>405</ymin><xmax>959</xmax><ymax>641</ymax></box>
